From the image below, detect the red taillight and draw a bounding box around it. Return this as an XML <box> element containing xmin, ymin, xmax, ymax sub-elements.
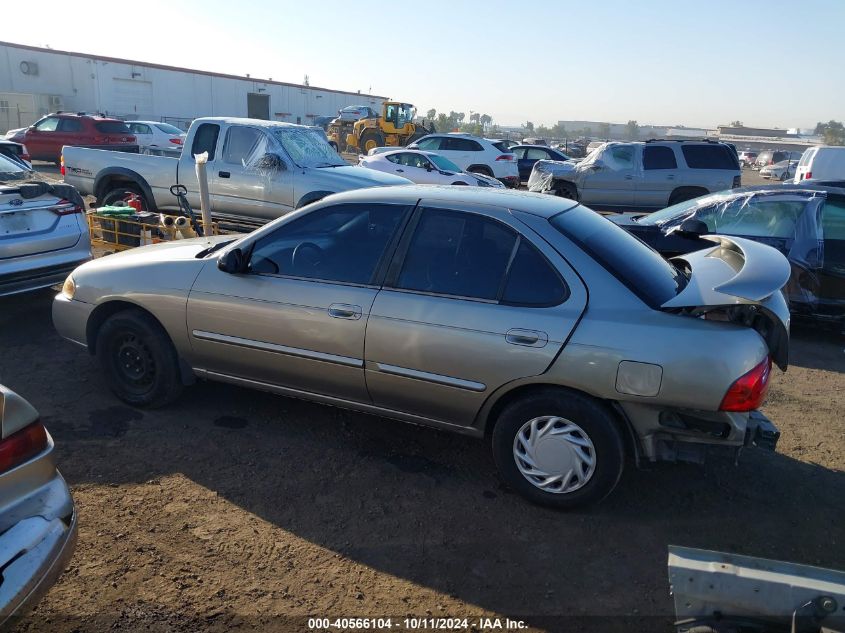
<box><xmin>496</xmin><ymin>154</ymin><xmax>515</xmax><ymax>161</ymax></box>
<box><xmin>0</xmin><ymin>422</ymin><xmax>48</xmax><ymax>474</ymax></box>
<box><xmin>720</xmin><ymin>356</ymin><xmax>772</xmax><ymax>412</ymax></box>
<box><xmin>804</xmin><ymin>172</ymin><xmax>812</xmax><ymax>180</ymax></box>
<box><xmin>51</xmin><ymin>199</ymin><xmax>83</xmax><ymax>215</ymax></box>
<box><xmin>21</xmin><ymin>144</ymin><xmax>30</xmax><ymax>162</ymax></box>
<box><xmin>60</xmin><ymin>153</ymin><xmax>65</xmax><ymax>176</ymax></box>
<box><xmin>169</xmin><ymin>137</ymin><xmax>183</xmax><ymax>145</ymax></box>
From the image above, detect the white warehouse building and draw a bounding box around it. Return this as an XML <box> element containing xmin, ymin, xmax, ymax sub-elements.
<box><xmin>0</xmin><ymin>40</ymin><xmax>387</xmax><ymax>133</ymax></box>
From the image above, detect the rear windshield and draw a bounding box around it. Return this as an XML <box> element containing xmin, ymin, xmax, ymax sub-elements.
<box><xmin>550</xmin><ymin>205</ymin><xmax>686</xmax><ymax>308</ymax></box>
<box><xmin>491</xmin><ymin>141</ymin><xmax>510</xmax><ymax>153</ymax></box>
<box><xmin>95</xmin><ymin>121</ymin><xmax>131</xmax><ymax>134</ymax></box>
<box><xmin>155</xmin><ymin>123</ymin><xmax>184</xmax><ymax>135</ymax></box>
<box><xmin>681</xmin><ymin>144</ymin><xmax>739</xmax><ymax>170</ymax></box>
<box><xmin>0</xmin><ymin>152</ymin><xmax>33</xmax><ymax>181</ymax></box>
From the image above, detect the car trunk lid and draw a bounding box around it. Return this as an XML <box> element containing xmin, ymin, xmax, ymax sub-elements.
<box><xmin>0</xmin><ymin>189</ymin><xmax>82</xmax><ymax>258</ymax></box>
<box><xmin>662</xmin><ymin>235</ymin><xmax>791</xmax><ymax>369</ymax></box>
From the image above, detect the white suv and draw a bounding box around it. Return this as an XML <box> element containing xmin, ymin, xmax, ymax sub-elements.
<box><xmin>408</xmin><ymin>134</ymin><xmax>519</xmax><ymax>187</ymax></box>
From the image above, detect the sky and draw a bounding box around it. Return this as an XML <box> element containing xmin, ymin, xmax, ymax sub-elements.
<box><xmin>3</xmin><ymin>0</ymin><xmax>844</xmax><ymax>129</ymax></box>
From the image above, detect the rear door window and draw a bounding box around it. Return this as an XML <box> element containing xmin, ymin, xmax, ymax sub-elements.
<box><xmin>95</xmin><ymin>121</ymin><xmax>132</xmax><ymax>134</ymax></box>
<box><xmin>526</xmin><ymin>148</ymin><xmax>550</xmax><ymax>160</ymax></box>
<box><xmin>395</xmin><ymin>209</ymin><xmax>516</xmax><ymax>300</ymax></box>
<box><xmin>444</xmin><ymin>138</ymin><xmax>482</xmax><ymax>152</ymax></box>
<box><xmin>191</xmin><ymin>123</ymin><xmax>221</xmax><ymax>160</ymax></box>
<box><xmin>58</xmin><ymin>118</ymin><xmax>83</xmax><ymax>132</ymax></box>
<box><xmin>822</xmin><ymin>199</ymin><xmax>845</xmax><ymax>240</ymax></box>
<box><xmin>681</xmin><ymin>145</ymin><xmax>739</xmax><ymax>170</ymax></box>
<box><xmin>643</xmin><ymin>145</ymin><xmax>678</xmax><ymax>170</ymax></box>
<box><xmin>501</xmin><ymin>241</ymin><xmax>569</xmax><ymax>306</ymax></box>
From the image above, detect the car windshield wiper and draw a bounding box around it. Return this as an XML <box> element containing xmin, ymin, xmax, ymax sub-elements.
<box><xmin>314</xmin><ymin>162</ymin><xmax>345</xmax><ymax>168</ymax></box>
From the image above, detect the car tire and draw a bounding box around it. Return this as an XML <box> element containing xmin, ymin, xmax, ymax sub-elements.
<box><xmin>668</xmin><ymin>187</ymin><xmax>707</xmax><ymax>206</ymax></box>
<box><xmin>96</xmin><ymin>309</ymin><xmax>183</xmax><ymax>408</ymax></box>
<box><xmin>556</xmin><ymin>182</ymin><xmax>578</xmax><ymax>200</ymax></box>
<box><xmin>101</xmin><ymin>185</ymin><xmax>147</xmax><ymax>210</ymax></box>
<box><xmin>491</xmin><ymin>389</ymin><xmax>625</xmax><ymax>509</ymax></box>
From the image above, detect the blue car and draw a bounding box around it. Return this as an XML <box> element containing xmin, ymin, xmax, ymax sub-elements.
<box><xmin>512</xmin><ymin>145</ymin><xmax>574</xmax><ymax>181</ymax></box>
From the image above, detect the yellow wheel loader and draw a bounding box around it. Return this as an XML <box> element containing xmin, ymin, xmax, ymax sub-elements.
<box><xmin>327</xmin><ymin>102</ymin><xmax>432</xmax><ymax>155</ymax></box>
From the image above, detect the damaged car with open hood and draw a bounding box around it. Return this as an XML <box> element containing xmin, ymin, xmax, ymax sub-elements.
<box><xmin>53</xmin><ymin>186</ymin><xmax>789</xmax><ymax>508</ymax></box>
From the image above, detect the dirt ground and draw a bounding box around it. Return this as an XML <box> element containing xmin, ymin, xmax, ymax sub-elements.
<box><xmin>4</xmin><ymin>164</ymin><xmax>843</xmax><ymax>633</ymax></box>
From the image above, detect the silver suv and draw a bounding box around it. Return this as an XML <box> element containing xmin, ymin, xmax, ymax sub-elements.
<box><xmin>529</xmin><ymin>140</ymin><xmax>741</xmax><ymax>211</ymax></box>
<box><xmin>0</xmin><ymin>155</ymin><xmax>91</xmax><ymax>297</ymax></box>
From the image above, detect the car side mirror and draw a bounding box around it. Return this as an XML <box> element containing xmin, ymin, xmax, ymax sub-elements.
<box><xmin>408</xmin><ymin>144</ymin><xmax>419</xmax><ymax>149</ymax></box>
<box><xmin>677</xmin><ymin>218</ymin><xmax>709</xmax><ymax>237</ymax></box>
<box><xmin>218</xmin><ymin>248</ymin><xmax>247</xmax><ymax>274</ymax></box>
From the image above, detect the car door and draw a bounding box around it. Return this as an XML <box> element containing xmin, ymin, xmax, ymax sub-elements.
<box><xmin>181</xmin><ymin>122</ymin><xmax>221</xmax><ymax>211</ymax></box>
<box><xmin>385</xmin><ymin>152</ymin><xmax>433</xmax><ymax>183</ymax></box>
<box><xmin>579</xmin><ymin>144</ymin><xmax>638</xmax><ymax>208</ymax></box>
<box><xmin>818</xmin><ymin>196</ymin><xmax>845</xmax><ymax>311</ymax></box>
<box><xmin>636</xmin><ymin>145</ymin><xmax>679</xmax><ymax>208</ymax></box>
<box><xmin>364</xmin><ymin>202</ymin><xmax>588</xmax><ymax>427</ymax></box>
<box><xmin>186</xmin><ymin>201</ymin><xmax>412</xmax><ymax>402</ymax></box>
<box><xmin>513</xmin><ymin>147</ymin><xmax>530</xmax><ymax>179</ymax></box>
<box><xmin>520</xmin><ymin>147</ymin><xmax>551</xmax><ymax>181</ymax></box>
<box><xmin>440</xmin><ymin>137</ymin><xmax>475</xmax><ymax>170</ymax></box>
<box><xmin>211</xmin><ymin>125</ymin><xmax>294</xmax><ymax>220</ymax></box>
<box><xmin>24</xmin><ymin>117</ymin><xmax>61</xmax><ymax>161</ymax></box>
<box><xmin>128</xmin><ymin>123</ymin><xmax>153</xmax><ymax>150</ymax></box>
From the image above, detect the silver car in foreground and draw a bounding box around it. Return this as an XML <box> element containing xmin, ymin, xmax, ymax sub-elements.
<box><xmin>0</xmin><ymin>154</ymin><xmax>91</xmax><ymax>297</ymax></box>
<box><xmin>53</xmin><ymin>186</ymin><xmax>790</xmax><ymax>507</ymax></box>
<box><xmin>0</xmin><ymin>384</ymin><xmax>77</xmax><ymax>626</ymax></box>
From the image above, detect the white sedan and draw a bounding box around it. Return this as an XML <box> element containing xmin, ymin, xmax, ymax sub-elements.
<box><xmin>760</xmin><ymin>159</ymin><xmax>799</xmax><ymax>181</ymax></box>
<box><xmin>126</xmin><ymin>121</ymin><xmax>186</xmax><ymax>156</ymax></box>
<box><xmin>359</xmin><ymin>149</ymin><xmax>505</xmax><ymax>187</ymax></box>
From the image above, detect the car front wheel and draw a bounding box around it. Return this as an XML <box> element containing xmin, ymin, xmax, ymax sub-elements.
<box><xmin>491</xmin><ymin>389</ymin><xmax>625</xmax><ymax>508</ymax></box>
<box><xmin>96</xmin><ymin>310</ymin><xmax>183</xmax><ymax>408</ymax></box>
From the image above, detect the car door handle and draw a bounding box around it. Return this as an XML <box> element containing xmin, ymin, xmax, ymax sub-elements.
<box><xmin>395</xmin><ymin>169</ymin><xmax>404</xmax><ymax>173</ymax></box>
<box><xmin>505</xmin><ymin>329</ymin><xmax>548</xmax><ymax>347</ymax></box>
<box><xmin>219</xmin><ymin>171</ymin><xmax>230</xmax><ymax>178</ymax></box>
<box><xmin>328</xmin><ymin>304</ymin><xmax>362</xmax><ymax>320</ymax></box>
<box><xmin>624</xmin><ymin>175</ymin><xmax>634</xmax><ymax>180</ymax></box>
<box><xmin>666</xmin><ymin>175</ymin><xmax>675</xmax><ymax>180</ymax></box>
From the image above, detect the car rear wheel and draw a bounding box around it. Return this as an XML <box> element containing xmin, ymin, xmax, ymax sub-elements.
<box><xmin>96</xmin><ymin>310</ymin><xmax>183</xmax><ymax>408</ymax></box>
<box><xmin>491</xmin><ymin>389</ymin><xmax>625</xmax><ymax>508</ymax></box>
<box><xmin>101</xmin><ymin>185</ymin><xmax>148</xmax><ymax>210</ymax></box>
<box><xmin>556</xmin><ymin>182</ymin><xmax>578</xmax><ymax>200</ymax></box>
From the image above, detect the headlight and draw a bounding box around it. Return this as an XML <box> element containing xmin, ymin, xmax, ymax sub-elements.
<box><xmin>61</xmin><ymin>275</ymin><xmax>76</xmax><ymax>300</ymax></box>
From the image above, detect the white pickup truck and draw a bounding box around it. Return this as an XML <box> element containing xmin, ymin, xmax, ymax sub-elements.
<box><xmin>62</xmin><ymin>117</ymin><xmax>409</xmax><ymax>225</ymax></box>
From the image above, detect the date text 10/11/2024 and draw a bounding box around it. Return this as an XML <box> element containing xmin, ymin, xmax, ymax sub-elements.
<box><xmin>308</xmin><ymin>617</ymin><xmax>529</xmax><ymax>630</ymax></box>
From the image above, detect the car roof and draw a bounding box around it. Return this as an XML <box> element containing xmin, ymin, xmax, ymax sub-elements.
<box><xmin>319</xmin><ymin>184</ymin><xmax>579</xmax><ymax>218</ymax></box>
<box><xmin>192</xmin><ymin>116</ymin><xmax>315</xmax><ymax>130</ymax></box>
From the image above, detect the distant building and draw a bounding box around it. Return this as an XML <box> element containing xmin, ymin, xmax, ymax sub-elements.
<box><xmin>0</xmin><ymin>40</ymin><xmax>387</xmax><ymax>132</ymax></box>
<box><xmin>716</xmin><ymin>125</ymin><xmax>797</xmax><ymax>138</ymax></box>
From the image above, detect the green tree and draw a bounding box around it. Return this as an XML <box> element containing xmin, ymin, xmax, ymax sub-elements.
<box><xmin>525</xmin><ymin>121</ymin><xmax>534</xmax><ymax>133</ymax></box>
<box><xmin>625</xmin><ymin>120</ymin><xmax>640</xmax><ymax>140</ymax></box>
<box><xmin>815</xmin><ymin>120</ymin><xmax>845</xmax><ymax>145</ymax></box>
<box><xmin>426</xmin><ymin>108</ymin><xmax>437</xmax><ymax>120</ymax></box>
<box><xmin>731</xmin><ymin>120</ymin><xmax>744</xmax><ymax>127</ymax></box>
<box><xmin>480</xmin><ymin>114</ymin><xmax>492</xmax><ymax>131</ymax></box>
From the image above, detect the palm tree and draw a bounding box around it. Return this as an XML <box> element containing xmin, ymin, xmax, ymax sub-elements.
<box><xmin>480</xmin><ymin>114</ymin><xmax>492</xmax><ymax>131</ymax></box>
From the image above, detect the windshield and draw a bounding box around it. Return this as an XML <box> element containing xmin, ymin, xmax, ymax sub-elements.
<box><xmin>429</xmin><ymin>154</ymin><xmax>462</xmax><ymax>172</ymax></box>
<box><xmin>155</xmin><ymin>123</ymin><xmax>185</xmax><ymax>135</ymax></box>
<box><xmin>636</xmin><ymin>196</ymin><xmax>715</xmax><ymax>226</ymax></box>
<box><xmin>270</xmin><ymin>127</ymin><xmax>345</xmax><ymax>168</ymax></box>
<box><xmin>551</xmin><ymin>205</ymin><xmax>686</xmax><ymax>308</ymax></box>
<box><xmin>0</xmin><ymin>152</ymin><xmax>34</xmax><ymax>181</ymax></box>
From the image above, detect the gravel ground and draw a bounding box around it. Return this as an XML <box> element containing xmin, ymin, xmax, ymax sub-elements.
<box><xmin>4</xmin><ymin>163</ymin><xmax>843</xmax><ymax>633</ymax></box>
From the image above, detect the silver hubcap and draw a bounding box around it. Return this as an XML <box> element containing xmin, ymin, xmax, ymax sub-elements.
<box><xmin>513</xmin><ymin>416</ymin><xmax>596</xmax><ymax>494</ymax></box>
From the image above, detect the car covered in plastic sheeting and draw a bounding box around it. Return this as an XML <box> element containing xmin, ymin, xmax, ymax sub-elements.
<box><xmin>608</xmin><ymin>185</ymin><xmax>845</xmax><ymax>323</ymax></box>
<box><xmin>0</xmin><ymin>384</ymin><xmax>77</xmax><ymax>627</ymax></box>
<box><xmin>527</xmin><ymin>140</ymin><xmax>741</xmax><ymax>211</ymax></box>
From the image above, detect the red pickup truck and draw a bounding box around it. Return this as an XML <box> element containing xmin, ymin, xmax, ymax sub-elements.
<box><xmin>8</xmin><ymin>112</ymin><xmax>138</xmax><ymax>163</ymax></box>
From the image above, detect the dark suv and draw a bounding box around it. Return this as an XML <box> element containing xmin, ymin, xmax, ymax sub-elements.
<box><xmin>9</xmin><ymin>112</ymin><xmax>137</xmax><ymax>163</ymax></box>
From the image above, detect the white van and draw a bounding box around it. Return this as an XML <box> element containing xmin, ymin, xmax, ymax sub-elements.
<box><xmin>792</xmin><ymin>146</ymin><xmax>845</xmax><ymax>183</ymax></box>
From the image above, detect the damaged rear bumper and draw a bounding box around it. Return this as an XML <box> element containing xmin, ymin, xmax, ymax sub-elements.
<box><xmin>618</xmin><ymin>401</ymin><xmax>780</xmax><ymax>464</ymax></box>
